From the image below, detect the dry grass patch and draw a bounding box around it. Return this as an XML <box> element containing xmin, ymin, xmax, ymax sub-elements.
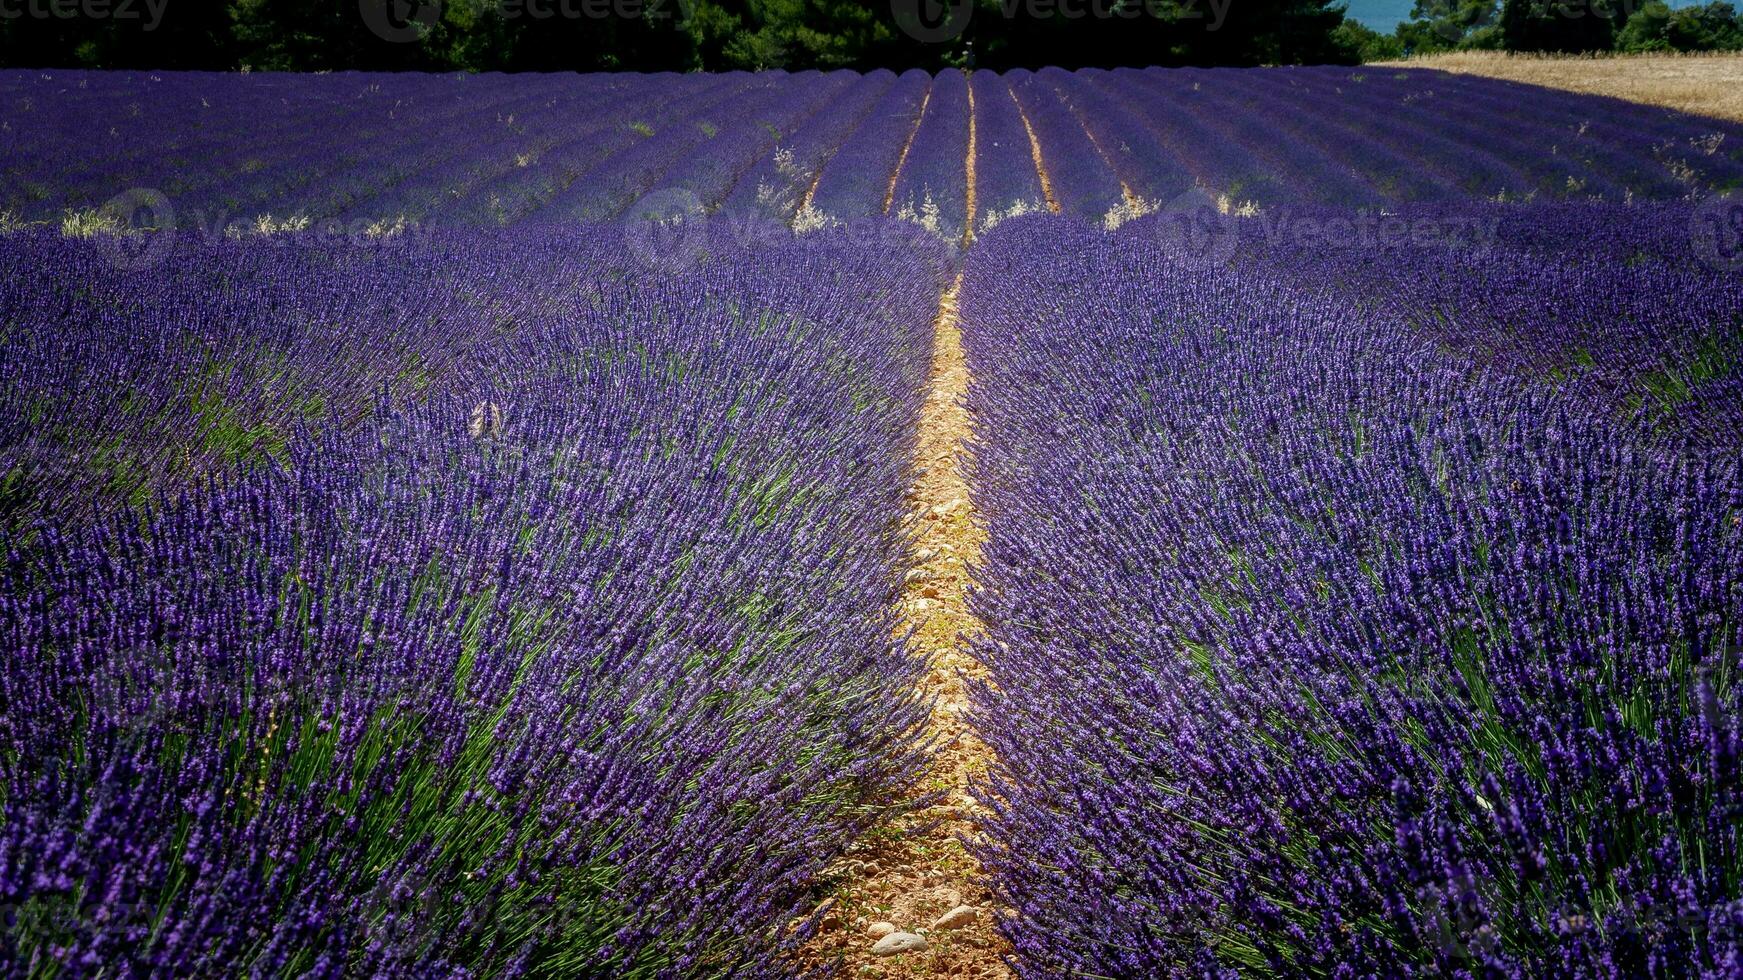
<box><xmin>1382</xmin><ymin>51</ymin><xmax>1743</xmax><ymax>123</ymax></box>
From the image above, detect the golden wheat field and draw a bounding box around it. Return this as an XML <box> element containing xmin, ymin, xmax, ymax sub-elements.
<box><xmin>1384</xmin><ymin>51</ymin><xmax>1743</xmax><ymax>123</ymax></box>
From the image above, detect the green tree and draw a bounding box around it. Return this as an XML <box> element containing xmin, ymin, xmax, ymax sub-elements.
<box><xmin>1618</xmin><ymin>0</ymin><xmax>1677</xmax><ymax>47</ymax></box>
<box><xmin>966</xmin><ymin>0</ymin><xmax>1355</xmax><ymax>68</ymax></box>
<box><xmin>1501</xmin><ymin>0</ymin><xmax>1618</xmax><ymax>51</ymax></box>
<box><xmin>0</xmin><ymin>0</ymin><xmax>1359</xmax><ymax>71</ymax></box>
<box><xmin>1334</xmin><ymin>19</ymin><xmax>1406</xmax><ymax>59</ymax></box>
<box><xmin>0</xmin><ymin>0</ymin><xmax>231</xmax><ymax>69</ymax></box>
<box><xmin>1396</xmin><ymin>0</ymin><xmax>1502</xmax><ymax>52</ymax></box>
<box><xmin>703</xmin><ymin>0</ymin><xmax>897</xmax><ymax>70</ymax></box>
<box><xmin>1618</xmin><ymin>0</ymin><xmax>1743</xmax><ymax>50</ymax></box>
<box><xmin>1670</xmin><ymin>0</ymin><xmax>1743</xmax><ymax>47</ymax></box>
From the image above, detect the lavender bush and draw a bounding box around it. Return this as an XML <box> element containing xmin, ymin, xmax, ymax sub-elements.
<box><xmin>6</xmin><ymin>65</ymin><xmax>1743</xmax><ymax>979</ymax></box>
<box><xmin>963</xmin><ymin>213</ymin><xmax>1742</xmax><ymax>977</ymax></box>
<box><xmin>803</xmin><ymin>70</ymin><xmax>933</xmax><ymax>225</ymax></box>
<box><xmin>5</xmin><ymin>69</ymin><xmax>1741</xmax><ymax>235</ymax></box>
<box><xmin>969</xmin><ymin>71</ymin><xmax>1047</xmax><ymax>233</ymax></box>
<box><xmin>1006</xmin><ymin>69</ymin><xmax>1125</xmax><ymax>224</ymax></box>
<box><xmin>1242</xmin><ymin>202</ymin><xmax>1743</xmax><ymax>450</ymax></box>
<box><xmin>887</xmin><ymin>70</ymin><xmax>970</xmax><ymax>241</ymax></box>
<box><xmin>720</xmin><ymin>71</ymin><xmax>897</xmax><ymax>223</ymax></box>
<box><xmin>1</xmin><ymin>222</ymin><xmax>949</xmax><ymax>975</ymax></box>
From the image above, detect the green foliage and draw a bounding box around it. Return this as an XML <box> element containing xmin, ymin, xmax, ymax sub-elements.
<box><xmin>0</xmin><ymin>0</ymin><xmax>1358</xmax><ymax>70</ymax></box>
<box><xmin>1350</xmin><ymin>0</ymin><xmax>1740</xmax><ymax>61</ymax></box>
<box><xmin>709</xmin><ymin>0</ymin><xmax>896</xmax><ymax>69</ymax></box>
<box><xmin>967</xmin><ymin>0</ymin><xmax>1358</xmax><ymax>67</ymax></box>
<box><xmin>1333</xmin><ymin>19</ymin><xmax>1407</xmax><ymax>60</ymax></box>
<box><xmin>1617</xmin><ymin>0</ymin><xmax>1743</xmax><ymax>50</ymax></box>
<box><xmin>1395</xmin><ymin>0</ymin><xmax>1505</xmax><ymax>52</ymax></box>
<box><xmin>1501</xmin><ymin>0</ymin><xmax>1618</xmax><ymax>52</ymax></box>
<box><xmin>22</xmin><ymin>0</ymin><xmax>1733</xmax><ymax>70</ymax></box>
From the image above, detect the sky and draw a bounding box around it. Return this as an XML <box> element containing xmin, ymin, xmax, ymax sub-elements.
<box><xmin>1345</xmin><ymin>0</ymin><xmax>1419</xmax><ymax>30</ymax></box>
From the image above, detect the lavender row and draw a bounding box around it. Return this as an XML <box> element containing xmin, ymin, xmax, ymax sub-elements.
<box><xmin>803</xmin><ymin>69</ymin><xmax>932</xmax><ymax>226</ymax></box>
<box><xmin>648</xmin><ymin>72</ymin><xmax>856</xmax><ymax>216</ymax></box>
<box><xmin>719</xmin><ymin>70</ymin><xmax>896</xmax><ymax>221</ymax></box>
<box><xmin>960</xmin><ymin>212</ymin><xmax>1742</xmax><ymax>977</ymax></box>
<box><xmin>1232</xmin><ymin>201</ymin><xmax>1743</xmax><ymax>451</ymax></box>
<box><xmin>452</xmin><ymin>76</ymin><xmax>758</xmax><ymax>227</ymax></box>
<box><xmin>0</xmin><ymin>229</ymin><xmax>526</xmax><ymax>530</ymax></box>
<box><xmin>3</xmin><ymin>71</ymin><xmax>605</xmax><ymax>226</ymax></box>
<box><xmin>969</xmin><ymin>71</ymin><xmax>1048</xmax><ymax>234</ymax></box>
<box><xmin>888</xmin><ymin>70</ymin><xmax>970</xmax><ymax>242</ymax></box>
<box><xmin>1007</xmin><ymin>69</ymin><xmax>1125</xmax><ymax>224</ymax></box>
<box><xmin>0</xmin><ymin>221</ymin><xmax>951</xmax><ymax>975</ymax></box>
<box><xmin>520</xmin><ymin>77</ymin><xmax>799</xmax><ymax>224</ymax></box>
<box><xmin>8</xmin><ymin>70</ymin><xmax>1743</xmax><ymax>240</ymax></box>
<box><xmin>1089</xmin><ymin>66</ymin><xmax>1743</xmax><ymax>209</ymax></box>
<box><xmin>1044</xmin><ymin>70</ymin><xmax>1197</xmax><ymax>208</ymax></box>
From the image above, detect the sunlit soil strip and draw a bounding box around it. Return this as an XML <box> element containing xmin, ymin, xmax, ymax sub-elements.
<box><xmin>798</xmin><ymin>75</ymin><xmax>1012</xmax><ymax>979</ymax></box>
<box><xmin>793</xmin><ymin>165</ymin><xmax>827</xmax><ymax>223</ymax></box>
<box><xmin>1009</xmin><ymin>87</ymin><xmax>1062</xmax><ymax>215</ymax></box>
<box><xmin>963</xmin><ymin>82</ymin><xmax>978</xmax><ymax>247</ymax></box>
<box><xmin>797</xmin><ymin>275</ymin><xmax>1011</xmax><ymax>979</ymax></box>
<box><xmin>883</xmin><ymin>88</ymin><xmax>934</xmax><ymax>215</ymax></box>
<box><xmin>1055</xmin><ymin>85</ymin><xmax>1142</xmax><ymax>208</ymax></box>
<box><xmin>1083</xmin><ymin>125</ymin><xmax>1142</xmax><ymax>209</ymax></box>
<box><xmin>790</xmin><ymin>158</ymin><xmax>830</xmax><ymax>232</ymax></box>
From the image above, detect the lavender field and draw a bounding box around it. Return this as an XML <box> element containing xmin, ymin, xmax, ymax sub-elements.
<box><xmin>1</xmin><ymin>66</ymin><xmax>1740</xmax><ymax>977</ymax></box>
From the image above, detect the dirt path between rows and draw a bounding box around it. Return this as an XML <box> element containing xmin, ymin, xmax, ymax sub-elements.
<box><xmin>1009</xmin><ymin>88</ymin><xmax>1061</xmax><ymax>216</ymax></box>
<box><xmin>884</xmin><ymin>88</ymin><xmax>935</xmax><ymax>215</ymax></box>
<box><xmin>1051</xmin><ymin>81</ymin><xmax>1142</xmax><ymax>214</ymax></box>
<box><xmin>962</xmin><ymin>81</ymin><xmax>978</xmax><ymax>248</ymax></box>
<box><xmin>799</xmin><ymin>73</ymin><xmax>1012</xmax><ymax>980</ymax></box>
<box><xmin>796</xmin><ymin>276</ymin><xmax>1010</xmax><ymax>979</ymax></box>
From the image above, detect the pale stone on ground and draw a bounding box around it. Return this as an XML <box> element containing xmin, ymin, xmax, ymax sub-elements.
<box><xmin>932</xmin><ymin>905</ymin><xmax>981</xmax><ymax>931</ymax></box>
<box><xmin>871</xmin><ymin>933</ymin><xmax>929</xmax><ymax>957</ymax></box>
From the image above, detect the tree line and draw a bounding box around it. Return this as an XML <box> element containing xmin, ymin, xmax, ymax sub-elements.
<box><xmin>5</xmin><ymin>0</ymin><xmax>1730</xmax><ymax>70</ymax></box>
<box><xmin>1339</xmin><ymin>0</ymin><xmax>1743</xmax><ymax>59</ymax></box>
<box><xmin>2</xmin><ymin>0</ymin><xmax>1358</xmax><ymax>71</ymax></box>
